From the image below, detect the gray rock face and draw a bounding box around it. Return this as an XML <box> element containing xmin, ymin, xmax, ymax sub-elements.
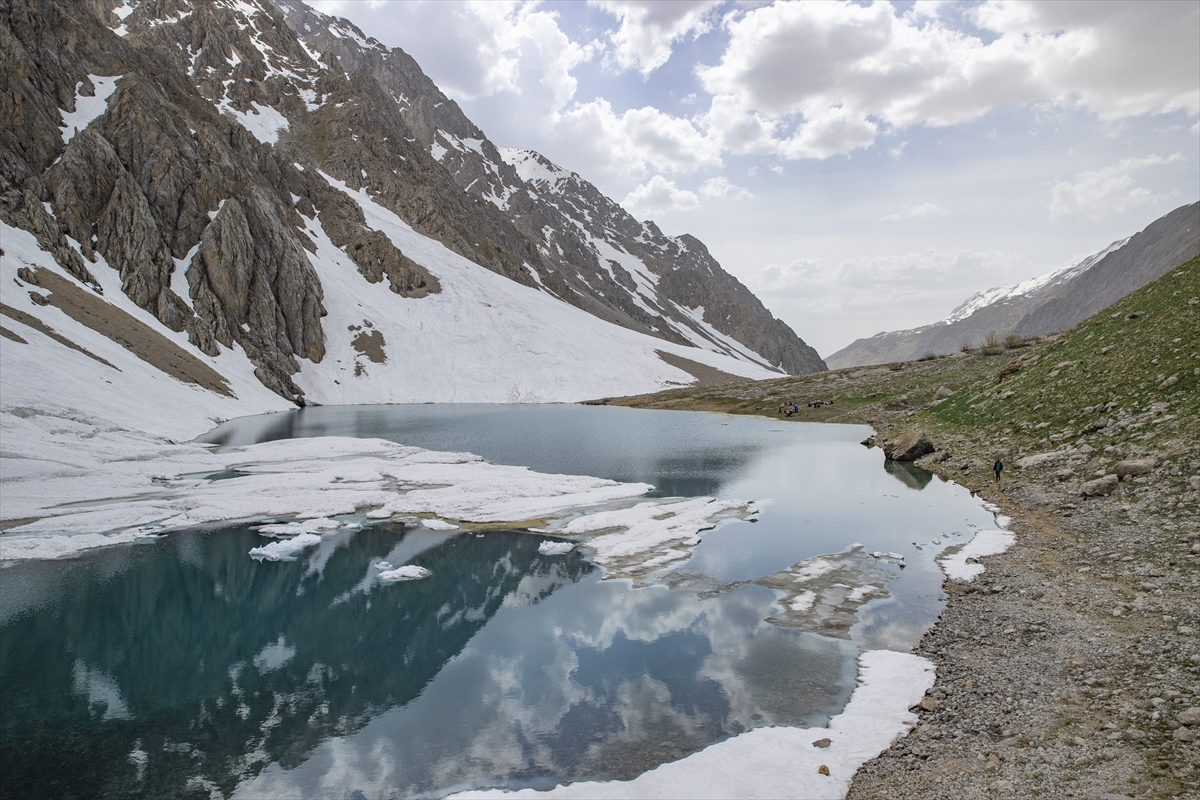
<box><xmin>188</xmin><ymin>188</ymin><xmax>325</xmax><ymax>402</ymax></box>
<box><xmin>1014</xmin><ymin>203</ymin><xmax>1200</xmax><ymax>338</ymax></box>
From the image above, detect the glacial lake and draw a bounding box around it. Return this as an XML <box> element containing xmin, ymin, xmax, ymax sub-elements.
<box><xmin>0</xmin><ymin>405</ymin><xmax>996</xmax><ymax>799</ymax></box>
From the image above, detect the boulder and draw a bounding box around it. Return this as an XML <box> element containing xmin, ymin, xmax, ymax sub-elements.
<box><xmin>1178</xmin><ymin>707</ymin><xmax>1200</xmax><ymax>726</ymax></box>
<box><xmin>934</xmin><ymin>386</ymin><xmax>954</xmax><ymax>400</ymax></box>
<box><xmin>1017</xmin><ymin>452</ymin><xmax>1066</xmax><ymax>469</ymax></box>
<box><xmin>883</xmin><ymin>430</ymin><xmax>935</xmax><ymax>462</ymax></box>
<box><xmin>1081</xmin><ymin>475</ymin><xmax>1119</xmax><ymax>497</ymax></box>
<box><xmin>1113</xmin><ymin>458</ymin><xmax>1157</xmax><ymax>479</ymax></box>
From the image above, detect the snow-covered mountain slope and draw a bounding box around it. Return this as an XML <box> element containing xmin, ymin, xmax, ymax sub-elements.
<box><xmin>0</xmin><ymin>0</ymin><xmax>790</xmax><ymax>421</ymax></box>
<box><xmin>942</xmin><ymin>237</ymin><xmax>1129</xmax><ymax>325</ymax></box>
<box><xmin>270</xmin><ymin>0</ymin><xmax>824</xmax><ymax>376</ymax></box>
<box><xmin>827</xmin><ymin>203</ymin><xmax>1200</xmax><ymax>369</ymax></box>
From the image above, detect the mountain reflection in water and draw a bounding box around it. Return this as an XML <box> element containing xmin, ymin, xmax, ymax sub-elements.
<box><xmin>0</xmin><ymin>524</ymin><xmax>847</xmax><ymax>799</ymax></box>
<box><xmin>4</xmin><ymin>406</ymin><xmax>997</xmax><ymax>799</ymax></box>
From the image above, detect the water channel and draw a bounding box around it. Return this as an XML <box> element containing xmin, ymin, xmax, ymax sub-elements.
<box><xmin>0</xmin><ymin>405</ymin><xmax>996</xmax><ymax>799</ymax></box>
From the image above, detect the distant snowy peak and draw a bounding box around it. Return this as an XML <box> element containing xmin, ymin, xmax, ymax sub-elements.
<box><xmin>944</xmin><ymin>237</ymin><xmax>1131</xmax><ymax>325</ymax></box>
<box><xmin>498</xmin><ymin>147</ymin><xmax>566</xmax><ymax>190</ymax></box>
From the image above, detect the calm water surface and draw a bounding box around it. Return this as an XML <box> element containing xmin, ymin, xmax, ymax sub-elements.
<box><xmin>0</xmin><ymin>405</ymin><xmax>995</xmax><ymax>799</ymax></box>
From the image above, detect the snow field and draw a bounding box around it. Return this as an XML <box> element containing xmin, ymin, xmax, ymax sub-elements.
<box><xmin>296</xmin><ymin>175</ymin><xmax>779</xmax><ymax>406</ymax></box>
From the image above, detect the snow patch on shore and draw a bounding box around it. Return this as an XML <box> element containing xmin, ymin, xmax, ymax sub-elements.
<box><xmin>938</xmin><ymin>529</ymin><xmax>1015</xmax><ymax>582</ymax></box>
<box><xmin>451</xmin><ymin>649</ymin><xmax>935</xmax><ymax>800</ymax></box>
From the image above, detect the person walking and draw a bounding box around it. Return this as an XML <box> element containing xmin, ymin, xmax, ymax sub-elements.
<box><xmin>993</xmin><ymin>459</ymin><xmax>1003</xmax><ymax>483</ymax></box>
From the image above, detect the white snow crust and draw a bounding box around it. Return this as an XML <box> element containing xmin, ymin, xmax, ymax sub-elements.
<box><xmin>452</xmin><ymin>649</ymin><xmax>935</xmax><ymax>800</ymax></box>
<box><xmin>293</xmin><ymin>175</ymin><xmax>779</xmax><ymax>405</ymax></box>
<box><xmin>220</xmin><ymin>100</ymin><xmax>289</xmax><ymax>144</ymax></box>
<box><xmin>938</xmin><ymin>529</ymin><xmax>1015</xmax><ymax>582</ymax></box>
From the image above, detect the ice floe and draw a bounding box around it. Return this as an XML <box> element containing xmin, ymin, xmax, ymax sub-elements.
<box><xmin>249</xmin><ymin>533</ymin><xmax>321</xmax><ymax>562</ymax></box>
<box><xmin>377</xmin><ymin>565</ymin><xmax>431</xmax><ymax>582</ymax></box>
<box><xmin>662</xmin><ymin>545</ymin><xmax>896</xmax><ymax>639</ymax></box>
<box><xmin>452</xmin><ymin>649</ymin><xmax>935</xmax><ymax>800</ymax></box>
<box><xmin>554</xmin><ymin>497</ymin><xmax>756</xmax><ymax>580</ymax></box>
<box><xmin>538</xmin><ymin>540</ymin><xmax>575</xmax><ymax>556</ymax></box>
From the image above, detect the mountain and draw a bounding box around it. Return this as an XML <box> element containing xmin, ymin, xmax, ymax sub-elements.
<box><xmin>826</xmin><ymin>203</ymin><xmax>1199</xmax><ymax>369</ymax></box>
<box><xmin>271</xmin><ymin>0</ymin><xmax>824</xmax><ymax>376</ymax></box>
<box><xmin>0</xmin><ymin>0</ymin><xmax>823</xmax><ymax>443</ymax></box>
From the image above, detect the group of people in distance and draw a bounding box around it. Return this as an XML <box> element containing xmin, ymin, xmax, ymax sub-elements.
<box><xmin>777</xmin><ymin>400</ymin><xmax>835</xmax><ymax>417</ymax></box>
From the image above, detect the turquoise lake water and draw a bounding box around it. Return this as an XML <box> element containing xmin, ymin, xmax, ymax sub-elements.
<box><xmin>0</xmin><ymin>405</ymin><xmax>995</xmax><ymax>798</ymax></box>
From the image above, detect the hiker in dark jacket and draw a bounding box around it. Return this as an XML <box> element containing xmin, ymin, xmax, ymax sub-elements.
<box><xmin>994</xmin><ymin>459</ymin><xmax>1003</xmax><ymax>483</ymax></box>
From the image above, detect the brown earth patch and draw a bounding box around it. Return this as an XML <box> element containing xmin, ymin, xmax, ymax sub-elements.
<box><xmin>32</xmin><ymin>268</ymin><xmax>234</xmax><ymax>397</ymax></box>
<box><xmin>0</xmin><ymin>324</ymin><xmax>29</xmax><ymax>344</ymax></box>
<box><xmin>0</xmin><ymin>301</ymin><xmax>115</xmax><ymax>368</ymax></box>
<box><xmin>351</xmin><ymin>329</ymin><xmax>386</xmax><ymax>364</ymax></box>
<box><xmin>655</xmin><ymin>349</ymin><xmax>745</xmax><ymax>388</ymax></box>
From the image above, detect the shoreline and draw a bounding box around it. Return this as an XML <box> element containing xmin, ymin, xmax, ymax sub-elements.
<box><xmin>846</xmin><ymin>439</ymin><xmax>1200</xmax><ymax>799</ymax></box>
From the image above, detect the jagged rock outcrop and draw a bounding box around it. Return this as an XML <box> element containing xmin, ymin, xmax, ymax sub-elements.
<box><xmin>188</xmin><ymin>187</ymin><xmax>324</xmax><ymax>401</ymax></box>
<box><xmin>1</xmin><ymin>0</ymin><xmax>331</xmax><ymax>401</ymax></box>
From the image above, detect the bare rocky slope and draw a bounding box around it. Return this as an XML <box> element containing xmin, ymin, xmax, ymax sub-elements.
<box><xmin>613</xmin><ymin>256</ymin><xmax>1200</xmax><ymax>798</ymax></box>
<box><xmin>0</xmin><ymin>0</ymin><xmax>822</xmax><ymax>414</ymax></box>
<box><xmin>828</xmin><ymin>202</ymin><xmax>1199</xmax><ymax>370</ymax></box>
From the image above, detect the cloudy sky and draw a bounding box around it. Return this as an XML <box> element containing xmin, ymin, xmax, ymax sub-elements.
<box><xmin>309</xmin><ymin>0</ymin><xmax>1200</xmax><ymax>357</ymax></box>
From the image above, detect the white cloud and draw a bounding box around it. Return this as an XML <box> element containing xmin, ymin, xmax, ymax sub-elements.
<box><xmin>622</xmin><ymin>175</ymin><xmax>701</xmax><ymax>217</ymax></box>
<box><xmin>750</xmin><ymin>249</ymin><xmax>1039</xmax><ymax>316</ymax></box>
<box><xmin>881</xmin><ymin>202</ymin><xmax>947</xmax><ymax>222</ymax></box>
<box><xmin>592</xmin><ymin>0</ymin><xmax>721</xmax><ymax>76</ymax></box>
<box><xmin>1049</xmin><ymin>153</ymin><xmax>1184</xmax><ymax>221</ymax></box>
<box><xmin>696</xmin><ymin>0</ymin><xmax>1200</xmax><ymax>160</ymax></box>
<box><xmin>325</xmin><ymin>1</ymin><xmax>593</xmax><ymax>108</ymax></box>
<box><xmin>554</xmin><ymin>98</ymin><xmax>722</xmax><ymax>181</ymax></box>
<box><xmin>699</xmin><ymin>176</ymin><xmax>753</xmax><ymax>200</ymax></box>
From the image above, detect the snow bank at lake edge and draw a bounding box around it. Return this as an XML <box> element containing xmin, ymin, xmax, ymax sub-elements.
<box><xmin>450</xmin><ymin>649</ymin><xmax>935</xmax><ymax>800</ymax></box>
<box><xmin>937</xmin><ymin>502</ymin><xmax>1015</xmax><ymax>582</ymax></box>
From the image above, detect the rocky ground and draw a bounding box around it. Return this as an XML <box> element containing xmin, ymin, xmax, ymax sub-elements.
<box><xmin>610</xmin><ymin>258</ymin><xmax>1200</xmax><ymax>798</ymax></box>
<box><xmin>845</xmin><ymin>427</ymin><xmax>1200</xmax><ymax>800</ymax></box>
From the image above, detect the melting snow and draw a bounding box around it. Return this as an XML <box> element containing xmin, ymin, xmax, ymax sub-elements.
<box><xmin>60</xmin><ymin>75</ymin><xmax>122</xmax><ymax>144</ymax></box>
<box><xmin>938</xmin><ymin>529</ymin><xmax>1014</xmax><ymax>582</ymax></box>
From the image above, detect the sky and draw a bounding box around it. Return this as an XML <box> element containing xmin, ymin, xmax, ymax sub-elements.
<box><xmin>307</xmin><ymin>0</ymin><xmax>1200</xmax><ymax>357</ymax></box>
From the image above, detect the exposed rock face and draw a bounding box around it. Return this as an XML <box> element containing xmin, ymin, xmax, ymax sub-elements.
<box><xmin>1</xmin><ymin>0</ymin><xmax>330</xmax><ymax>402</ymax></box>
<box><xmin>828</xmin><ymin>202</ymin><xmax>1199</xmax><ymax>369</ymax></box>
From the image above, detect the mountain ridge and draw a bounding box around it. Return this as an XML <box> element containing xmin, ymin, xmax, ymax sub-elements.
<box><xmin>827</xmin><ymin>202</ymin><xmax>1199</xmax><ymax>369</ymax></box>
<box><xmin>0</xmin><ymin>0</ymin><xmax>823</xmax><ymax>429</ymax></box>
